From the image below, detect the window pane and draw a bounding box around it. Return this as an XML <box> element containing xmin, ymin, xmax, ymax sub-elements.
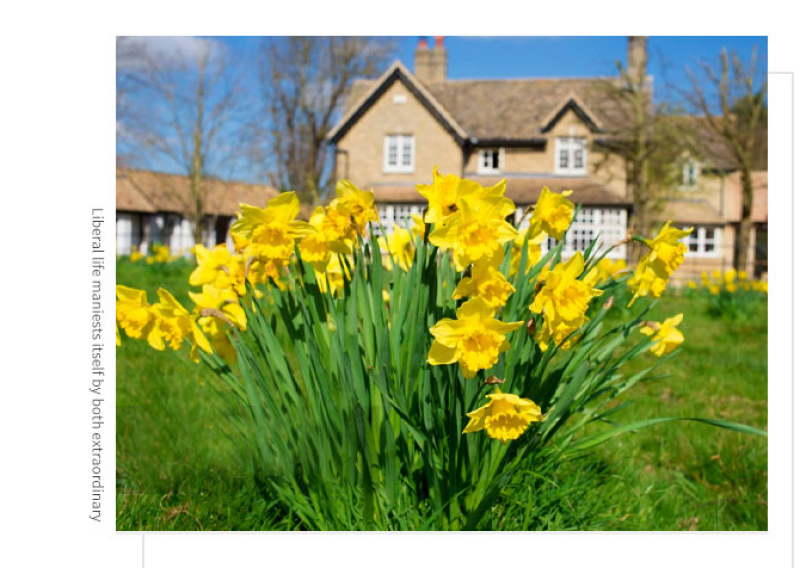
<box><xmin>573</xmin><ymin>148</ymin><xmax>584</xmax><ymax>169</ymax></box>
<box><xmin>559</xmin><ymin>149</ymin><xmax>569</xmax><ymax>168</ymax></box>
<box><xmin>401</xmin><ymin>137</ymin><xmax>413</xmax><ymax>166</ymax></box>
<box><xmin>491</xmin><ymin>150</ymin><xmax>500</xmax><ymax>169</ymax></box>
<box><xmin>387</xmin><ymin>136</ymin><xmax>398</xmax><ymax>166</ymax></box>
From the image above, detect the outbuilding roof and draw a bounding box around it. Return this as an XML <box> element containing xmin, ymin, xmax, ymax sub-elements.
<box><xmin>116</xmin><ymin>168</ymin><xmax>279</xmax><ymax>216</ymax></box>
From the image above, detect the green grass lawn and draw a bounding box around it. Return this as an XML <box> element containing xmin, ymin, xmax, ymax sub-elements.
<box><xmin>116</xmin><ymin>259</ymin><xmax>767</xmax><ymax>531</ymax></box>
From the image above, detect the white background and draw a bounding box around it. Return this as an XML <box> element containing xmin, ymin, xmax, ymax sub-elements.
<box><xmin>0</xmin><ymin>2</ymin><xmax>796</xmax><ymax>566</ymax></box>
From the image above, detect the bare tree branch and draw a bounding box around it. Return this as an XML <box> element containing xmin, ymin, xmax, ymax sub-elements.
<box><xmin>116</xmin><ymin>36</ymin><xmax>249</xmax><ymax>245</ymax></box>
<box><xmin>251</xmin><ymin>37</ymin><xmax>395</xmax><ymax>205</ymax></box>
<box><xmin>681</xmin><ymin>47</ymin><xmax>767</xmax><ymax>271</ymax></box>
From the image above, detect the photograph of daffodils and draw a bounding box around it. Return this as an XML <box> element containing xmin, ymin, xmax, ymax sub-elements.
<box><xmin>116</xmin><ymin>169</ymin><xmax>765</xmax><ymax>530</ymax></box>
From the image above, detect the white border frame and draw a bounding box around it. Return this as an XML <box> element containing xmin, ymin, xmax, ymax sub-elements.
<box><xmin>5</xmin><ymin>13</ymin><xmax>792</xmax><ymax>567</ymax></box>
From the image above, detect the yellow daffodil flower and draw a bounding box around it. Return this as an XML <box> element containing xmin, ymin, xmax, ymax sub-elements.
<box><xmin>429</xmin><ymin>197</ymin><xmax>518</xmax><ymax>271</ymax></box>
<box><xmin>116</xmin><ymin>285</ymin><xmax>163</xmax><ymax>350</ymax></box>
<box><xmin>640</xmin><ymin>313</ymin><xmax>684</xmax><ymax>357</ymax></box>
<box><xmin>318</xmin><ymin>201</ymin><xmax>362</xmax><ymax>252</ymax></box>
<box><xmin>529</xmin><ymin>186</ymin><xmax>575</xmax><ymax>241</ymax></box>
<box><xmin>416</xmin><ymin>166</ymin><xmax>461</xmax><ymax>223</ymax></box>
<box><xmin>189</xmin><ymin>285</ymin><xmax>247</xmax><ymax>332</ymax></box>
<box><xmin>129</xmin><ymin>245</ymin><xmax>143</xmax><ymax>262</ymax></box>
<box><xmin>152</xmin><ymin>289</ymin><xmax>212</xmax><ymax>360</ymax></box>
<box><xmin>427</xmin><ymin>297</ymin><xmax>523</xmax><ymax>378</ymax></box>
<box><xmin>452</xmin><ymin>255</ymin><xmax>516</xmax><ymax>310</ymax></box>
<box><xmin>640</xmin><ymin>222</ymin><xmax>693</xmax><ymax>280</ymax></box>
<box><xmin>230</xmin><ymin>191</ymin><xmax>314</xmax><ymax>261</ymax></box>
<box><xmin>379</xmin><ymin>225</ymin><xmax>415</xmax><ymax>271</ymax></box>
<box><xmin>628</xmin><ymin>222</ymin><xmax>691</xmax><ymax>305</ymax></box>
<box><xmin>299</xmin><ymin>206</ymin><xmax>347</xmax><ymax>270</ymax></box>
<box><xmin>416</xmin><ymin>166</ymin><xmax>513</xmax><ymax>226</ymax></box>
<box><xmin>593</xmin><ymin>258</ymin><xmax>628</xmax><ymax>284</ymax></box>
<box><xmin>686</xmin><ymin>280</ymin><xmax>697</xmax><ymax>289</ymax></box>
<box><xmin>330</xmin><ymin>180</ymin><xmax>379</xmax><ymax>236</ymax></box>
<box><xmin>738</xmin><ymin>270</ymin><xmax>748</xmax><ymax>280</ymax></box>
<box><xmin>530</xmin><ymin>252</ymin><xmax>603</xmax><ymax>350</ymax></box>
<box><xmin>463</xmin><ymin>391</ymin><xmax>543</xmax><ymax>443</ymax></box>
<box><xmin>190</xmin><ymin>244</ymin><xmax>233</xmax><ymax>287</ymax></box>
<box><xmin>627</xmin><ymin>263</ymin><xmax>668</xmax><ymax>306</ymax></box>
<box><xmin>187</xmin><ymin>285</ymin><xmax>246</xmax><ymax>365</ymax></box>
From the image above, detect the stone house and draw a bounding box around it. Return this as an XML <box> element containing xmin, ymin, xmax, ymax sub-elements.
<box><xmin>327</xmin><ymin>36</ymin><xmax>767</xmax><ymax>279</ymax></box>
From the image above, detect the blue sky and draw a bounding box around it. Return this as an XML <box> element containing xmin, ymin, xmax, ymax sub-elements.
<box><xmin>220</xmin><ymin>35</ymin><xmax>767</xmax><ymax>102</ymax></box>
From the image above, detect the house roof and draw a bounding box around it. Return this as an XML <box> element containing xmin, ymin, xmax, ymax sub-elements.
<box><xmin>677</xmin><ymin>116</ymin><xmax>740</xmax><ymax>171</ymax></box>
<box><xmin>368</xmin><ymin>177</ymin><xmax>632</xmax><ymax>208</ymax></box>
<box><xmin>328</xmin><ymin>61</ymin><xmax>469</xmax><ymax>144</ymax></box>
<box><xmin>338</xmin><ymin>69</ymin><xmax>633</xmax><ymax>143</ymax></box>
<box><xmin>116</xmin><ymin>168</ymin><xmax>279</xmax><ymax>216</ymax></box>
<box><xmin>337</xmin><ymin>66</ymin><xmax>746</xmax><ymax>175</ymax></box>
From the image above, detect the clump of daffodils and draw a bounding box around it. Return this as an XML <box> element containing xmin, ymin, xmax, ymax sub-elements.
<box><xmin>123</xmin><ymin>243</ymin><xmax>180</xmax><ymax>264</ymax></box>
<box><xmin>682</xmin><ymin>268</ymin><xmax>767</xmax><ymax>321</ymax></box>
<box><xmin>112</xmin><ymin>162</ymin><xmax>761</xmax><ymax>532</ymax></box>
<box><xmin>693</xmin><ymin>268</ymin><xmax>768</xmax><ymax>296</ymax></box>
<box><xmin>119</xmin><ymin>167</ymin><xmax>694</xmax><ymax>448</ymax></box>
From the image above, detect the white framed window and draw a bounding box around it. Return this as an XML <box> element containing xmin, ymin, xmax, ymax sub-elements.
<box><xmin>682</xmin><ymin>225</ymin><xmax>721</xmax><ymax>257</ymax></box>
<box><xmin>384</xmin><ymin>134</ymin><xmax>415</xmax><ymax>173</ymax></box>
<box><xmin>681</xmin><ymin>161</ymin><xmax>699</xmax><ymax>189</ymax></box>
<box><xmin>478</xmin><ymin>148</ymin><xmax>503</xmax><ymax>174</ymax></box>
<box><xmin>554</xmin><ymin>137</ymin><xmax>588</xmax><ymax>175</ymax></box>
<box><xmin>514</xmin><ymin>206</ymin><xmax>627</xmax><ymax>259</ymax></box>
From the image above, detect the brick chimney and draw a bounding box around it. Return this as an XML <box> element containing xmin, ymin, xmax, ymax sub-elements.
<box><xmin>414</xmin><ymin>37</ymin><xmax>432</xmax><ymax>83</ymax></box>
<box><xmin>627</xmin><ymin>36</ymin><xmax>647</xmax><ymax>87</ymax></box>
<box><xmin>414</xmin><ymin>36</ymin><xmax>447</xmax><ymax>86</ymax></box>
<box><xmin>428</xmin><ymin>36</ymin><xmax>448</xmax><ymax>86</ymax></box>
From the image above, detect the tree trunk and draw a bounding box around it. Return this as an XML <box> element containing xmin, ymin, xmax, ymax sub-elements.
<box><xmin>190</xmin><ymin>56</ymin><xmax>206</xmax><ymax>245</ymax></box>
<box><xmin>735</xmin><ymin>166</ymin><xmax>754</xmax><ymax>272</ymax></box>
<box><xmin>629</xmin><ymin>150</ymin><xmax>650</xmax><ymax>264</ymax></box>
